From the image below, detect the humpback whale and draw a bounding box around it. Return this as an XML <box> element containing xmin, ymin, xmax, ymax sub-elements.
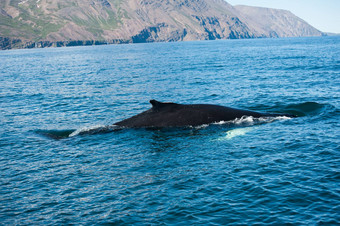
<box><xmin>113</xmin><ymin>100</ymin><xmax>295</xmax><ymax>128</ymax></box>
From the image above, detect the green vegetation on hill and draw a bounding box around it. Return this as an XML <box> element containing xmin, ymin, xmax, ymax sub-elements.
<box><xmin>0</xmin><ymin>0</ymin><xmax>323</xmax><ymax>49</ymax></box>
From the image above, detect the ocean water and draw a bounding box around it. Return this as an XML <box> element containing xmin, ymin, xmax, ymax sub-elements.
<box><xmin>1</xmin><ymin>37</ymin><xmax>339</xmax><ymax>225</ymax></box>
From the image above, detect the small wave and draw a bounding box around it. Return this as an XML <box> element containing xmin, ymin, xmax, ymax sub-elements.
<box><xmin>283</xmin><ymin>102</ymin><xmax>329</xmax><ymax>117</ymax></box>
<box><xmin>69</xmin><ymin>124</ymin><xmax>119</xmax><ymax>137</ymax></box>
<box><xmin>36</xmin><ymin>125</ymin><xmax>120</xmax><ymax>140</ymax></box>
<box><xmin>35</xmin><ymin>129</ymin><xmax>75</xmax><ymax>140</ymax></box>
<box><xmin>270</xmin><ymin>56</ymin><xmax>307</xmax><ymax>60</ymax></box>
<box><xmin>191</xmin><ymin>124</ymin><xmax>210</xmax><ymax>129</ymax></box>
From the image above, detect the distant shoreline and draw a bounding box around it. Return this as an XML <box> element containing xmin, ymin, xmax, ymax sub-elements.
<box><xmin>1</xmin><ymin>34</ymin><xmax>331</xmax><ymax>51</ymax></box>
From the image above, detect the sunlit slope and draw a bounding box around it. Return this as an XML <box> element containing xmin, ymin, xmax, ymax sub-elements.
<box><xmin>0</xmin><ymin>0</ymin><xmax>323</xmax><ymax>49</ymax></box>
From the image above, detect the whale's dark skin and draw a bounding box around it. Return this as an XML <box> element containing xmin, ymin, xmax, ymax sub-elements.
<box><xmin>113</xmin><ymin>100</ymin><xmax>295</xmax><ymax>128</ymax></box>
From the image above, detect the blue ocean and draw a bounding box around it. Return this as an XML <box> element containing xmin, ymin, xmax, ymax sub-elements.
<box><xmin>1</xmin><ymin>37</ymin><xmax>339</xmax><ymax>225</ymax></box>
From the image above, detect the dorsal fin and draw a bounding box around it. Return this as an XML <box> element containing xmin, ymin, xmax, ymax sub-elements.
<box><xmin>150</xmin><ymin>99</ymin><xmax>178</xmax><ymax>109</ymax></box>
<box><xmin>150</xmin><ymin>99</ymin><xmax>165</xmax><ymax>108</ymax></box>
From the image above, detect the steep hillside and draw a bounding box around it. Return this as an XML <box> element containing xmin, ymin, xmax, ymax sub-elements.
<box><xmin>0</xmin><ymin>0</ymin><xmax>323</xmax><ymax>49</ymax></box>
<box><xmin>234</xmin><ymin>5</ymin><xmax>323</xmax><ymax>38</ymax></box>
<box><xmin>0</xmin><ymin>0</ymin><xmax>255</xmax><ymax>49</ymax></box>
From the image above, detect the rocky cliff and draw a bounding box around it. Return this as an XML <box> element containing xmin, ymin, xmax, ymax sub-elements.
<box><xmin>234</xmin><ymin>5</ymin><xmax>323</xmax><ymax>38</ymax></box>
<box><xmin>0</xmin><ymin>0</ymin><xmax>323</xmax><ymax>50</ymax></box>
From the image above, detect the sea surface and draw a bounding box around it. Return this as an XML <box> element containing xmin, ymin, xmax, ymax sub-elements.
<box><xmin>1</xmin><ymin>37</ymin><xmax>339</xmax><ymax>225</ymax></box>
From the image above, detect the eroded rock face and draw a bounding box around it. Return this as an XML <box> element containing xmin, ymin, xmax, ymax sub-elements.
<box><xmin>0</xmin><ymin>0</ymin><xmax>323</xmax><ymax>49</ymax></box>
<box><xmin>233</xmin><ymin>5</ymin><xmax>323</xmax><ymax>38</ymax></box>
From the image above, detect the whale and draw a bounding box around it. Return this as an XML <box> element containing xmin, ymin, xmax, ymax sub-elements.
<box><xmin>113</xmin><ymin>100</ymin><xmax>296</xmax><ymax>128</ymax></box>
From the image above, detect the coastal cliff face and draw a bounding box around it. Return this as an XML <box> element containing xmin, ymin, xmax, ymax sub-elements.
<box><xmin>0</xmin><ymin>0</ymin><xmax>323</xmax><ymax>49</ymax></box>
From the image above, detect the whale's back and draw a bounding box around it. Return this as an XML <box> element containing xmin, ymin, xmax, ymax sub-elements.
<box><xmin>113</xmin><ymin>100</ymin><xmax>275</xmax><ymax>128</ymax></box>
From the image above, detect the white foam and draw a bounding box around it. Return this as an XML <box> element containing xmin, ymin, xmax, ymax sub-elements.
<box><xmin>232</xmin><ymin>115</ymin><xmax>291</xmax><ymax>126</ymax></box>
<box><xmin>192</xmin><ymin>124</ymin><xmax>210</xmax><ymax>129</ymax></box>
<box><xmin>69</xmin><ymin>124</ymin><xmax>118</xmax><ymax>137</ymax></box>
<box><xmin>216</xmin><ymin>116</ymin><xmax>292</xmax><ymax>140</ymax></box>
<box><xmin>210</xmin><ymin>115</ymin><xmax>291</xmax><ymax>127</ymax></box>
<box><xmin>212</xmin><ymin>121</ymin><xmax>228</xmax><ymax>125</ymax></box>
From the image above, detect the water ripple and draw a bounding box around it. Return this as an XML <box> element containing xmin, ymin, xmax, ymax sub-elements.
<box><xmin>1</xmin><ymin>37</ymin><xmax>339</xmax><ymax>225</ymax></box>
